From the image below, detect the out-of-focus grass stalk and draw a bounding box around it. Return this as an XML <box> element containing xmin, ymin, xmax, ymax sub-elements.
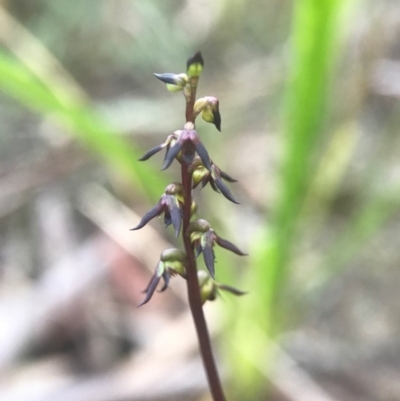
<box><xmin>315</xmin><ymin>180</ymin><xmax>400</xmax><ymax>288</ymax></box>
<box><xmin>227</xmin><ymin>0</ymin><xmax>353</xmax><ymax>398</ymax></box>
<box><xmin>0</xmin><ymin>6</ymin><xmax>167</xmax><ymax>201</ymax></box>
<box><xmin>0</xmin><ymin>51</ymin><xmax>167</xmax><ymax>202</ymax></box>
<box><xmin>300</xmin><ymin>123</ymin><xmax>359</xmax><ymax>231</ymax></box>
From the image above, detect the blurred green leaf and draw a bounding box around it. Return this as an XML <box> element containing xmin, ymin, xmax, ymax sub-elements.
<box><xmin>0</xmin><ymin>50</ymin><xmax>167</xmax><ymax>202</ymax></box>
<box><xmin>226</xmin><ymin>1</ymin><xmax>353</xmax><ymax>398</ymax></box>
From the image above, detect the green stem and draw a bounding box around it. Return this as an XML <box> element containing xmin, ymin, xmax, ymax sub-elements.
<box><xmin>185</xmin><ymin>77</ymin><xmax>198</xmax><ymax>123</ymax></box>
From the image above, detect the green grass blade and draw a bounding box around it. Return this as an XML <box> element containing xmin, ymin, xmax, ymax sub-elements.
<box><xmin>0</xmin><ymin>51</ymin><xmax>167</xmax><ymax>202</ymax></box>
<box><xmin>226</xmin><ymin>1</ymin><xmax>353</xmax><ymax>398</ymax></box>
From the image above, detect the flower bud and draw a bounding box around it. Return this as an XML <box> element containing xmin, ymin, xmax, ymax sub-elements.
<box><xmin>187</xmin><ymin>51</ymin><xmax>204</xmax><ymax>78</ymax></box>
<box><xmin>153</xmin><ymin>73</ymin><xmax>188</xmax><ymax>92</ymax></box>
<box><xmin>201</xmin><ymin>97</ymin><xmax>221</xmax><ymax>131</ymax></box>
<box><xmin>197</xmin><ymin>270</ymin><xmax>246</xmax><ymax>304</ymax></box>
<box><xmin>191</xmin><ymin>163</ymin><xmax>209</xmax><ymax>188</ymax></box>
<box><xmin>165</xmin><ymin>182</ymin><xmax>184</xmax><ymax>204</ymax></box>
<box><xmin>190</xmin><ymin>199</ymin><xmax>197</xmax><ymax>217</ymax></box>
<box><xmin>193</xmin><ymin>97</ymin><xmax>209</xmax><ymax>115</ymax></box>
<box><xmin>160</xmin><ymin>248</ymin><xmax>187</xmax><ymax>277</ymax></box>
<box><xmin>188</xmin><ymin>219</ymin><xmax>211</xmax><ymax>243</ymax></box>
<box><xmin>198</xmin><ymin>270</ymin><xmax>217</xmax><ymax>304</ymax></box>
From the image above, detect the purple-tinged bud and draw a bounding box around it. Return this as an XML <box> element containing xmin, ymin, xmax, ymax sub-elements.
<box><xmin>194</xmin><ymin>96</ymin><xmax>221</xmax><ymax>131</ymax></box>
<box><xmin>153</xmin><ymin>73</ymin><xmax>188</xmax><ymax>92</ymax></box>
<box><xmin>187</xmin><ymin>51</ymin><xmax>204</xmax><ymax>78</ymax></box>
<box><xmin>202</xmin><ymin>97</ymin><xmax>221</xmax><ymax>131</ymax></box>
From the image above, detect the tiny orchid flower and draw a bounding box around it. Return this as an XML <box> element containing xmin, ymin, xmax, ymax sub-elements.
<box><xmin>189</xmin><ymin>157</ymin><xmax>239</xmax><ymax>204</ymax></box>
<box><xmin>130</xmin><ymin>182</ymin><xmax>184</xmax><ymax>237</ymax></box>
<box><xmin>162</xmin><ymin>122</ymin><xmax>211</xmax><ymax>171</ymax></box>
<box><xmin>139</xmin><ymin>248</ymin><xmax>187</xmax><ymax>307</ymax></box>
<box><xmin>153</xmin><ymin>73</ymin><xmax>188</xmax><ymax>92</ymax></box>
<box><xmin>193</xmin><ymin>96</ymin><xmax>221</xmax><ymax>131</ymax></box>
<box><xmin>138</xmin><ymin>131</ymin><xmax>180</xmax><ymax>162</ymax></box>
<box><xmin>188</xmin><ymin>219</ymin><xmax>247</xmax><ymax>278</ymax></box>
<box><xmin>197</xmin><ymin>270</ymin><xmax>246</xmax><ymax>304</ymax></box>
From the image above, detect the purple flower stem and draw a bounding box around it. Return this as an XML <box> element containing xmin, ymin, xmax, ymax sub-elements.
<box><xmin>181</xmin><ymin>74</ymin><xmax>226</xmax><ymax>401</ymax></box>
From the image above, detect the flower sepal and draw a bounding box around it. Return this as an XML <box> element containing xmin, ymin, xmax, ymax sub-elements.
<box><xmin>139</xmin><ymin>248</ymin><xmax>187</xmax><ymax>307</ymax></box>
<box><xmin>189</xmin><ymin>157</ymin><xmax>239</xmax><ymax>204</ymax></box>
<box><xmin>198</xmin><ymin>270</ymin><xmax>246</xmax><ymax>305</ymax></box>
<box><xmin>153</xmin><ymin>73</ymin><xmax>188</xmax><ymax>92</ymax></box>
<box><xmin>130</xmin><ymin>183</ymin><xmax>184</xmax><ymax>237</ymax></box>
<box><xmin>193</xmin><ymin>96</ymin><xmax>221</xmax><ymax>131</ymax></box>
<box><xmin>188</xmin><ymin>219</ymin><xmax>247</xmax><ymax>278</ymax></box>
<box><xmin>138</xmin><ymin>131</ymin><xmax>180</xmax><ymax>162</ymax></box>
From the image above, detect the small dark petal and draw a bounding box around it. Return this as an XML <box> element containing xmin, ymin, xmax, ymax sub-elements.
<box><xmin>215</xmin><ymin>236</ymin><xmax>247</xmax><ymax>256</ymax></box>
<box><xmin>130</xmin><ymin>204</ymin><xmax>162</xmax><ymax>230</ymax></box>
<box><xmin>169</xmin><ymin>205</ymin><xmax>182</xmax><ymax>238</ymax></box>
<box><xmin>164</xmin><ymin>195</ymin><xmax>182</xmax><ymax>237</ymax></box>
<box><xmin>162</xmin><ymin>141</ymin><xmax>183</xmax><ymax>170</ymax></box>
<box><xmin>194</xmin><ymin>141</ymin><xmax>212</xmax><ymax>171</ymax></box>
<box><xmin>186</xmin><ymin>51</ymin><xmax>204</xmax><ymax>69</ymax></box>
<box><xmin>214</xmin><ymin>177</ymin><xmax>240</xmax><ymax>204</ymax></box>
<box><xmin>194</xmin><ymin>243</ymin><xmax>202</xmax><ymax>257</ymax></box>
<box><xmin>220</xmin><ymin>171</ymin><xmax>238</xmax><ymax>183</ymax></box>
<box><xmin>163</xmin><ymin>211</ymin><xmax>172</xmax><ymax>228</ymax></box>
<box><xmin>202</xmin><ymin>244</ymin><xmax>215</xmax><ymax>278</ymax></box>
<box><xmin>138</xmin><ymin>273</ymin><xmax>161</xmax><ymax>307</ymax></box>
<box><xmin>209</xmin><ymin>179</ymin><xmax>219</xmax><ymax>193</ymax></box>
<box><xmin>153</xmin><ymin>73</ymin><xmax>179</xmax><ymax>85</ymax></box>
<box><xmin>138</xmin><ymin>144</ymin><xmax>165</xmax><ymax>161</ymax></box>
<box><xmin>182</xmin><ymin>142</ymin><xmax>196</xmax><ymax>164</ymax></box>
<box><xmin>199</xmin><ymin>176</ymin><xmax>211</xmax><ymax>190</ymax></box>
<box><xmin>159</xmin><ymin>271</ymin><xmax>170</xmax><ymax>292</ymax></box>
<box><xmin>163</xmin><ymin>147</ymin><xmax>170</xmax><ymax>163</ymax></box>
<box><xmin>218</xmin><ymin>284</ymin><xmax>247</xmax><ymax>296</ymax></box>
<box><xmin>193</xmin><ymin>178</ymin><xmax>203</xmax><ymax>189</ymax></box>
<box><xmin>213</xmin><ymin>109</ymin><xmax>221</xmax><ymax>131</ymax></box>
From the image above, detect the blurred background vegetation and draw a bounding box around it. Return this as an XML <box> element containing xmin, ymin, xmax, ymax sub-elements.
<box><xmin>1</xmin><ymin>0</ymin><xmax>400</xmax><ymax>400</ymax></box>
